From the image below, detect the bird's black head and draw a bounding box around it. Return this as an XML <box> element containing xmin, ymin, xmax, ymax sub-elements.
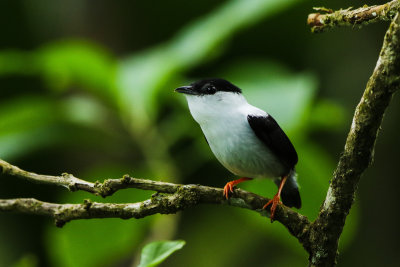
<box><xmin>175</xmin><ymin>78</ymin><xmax>242</xmax><ymax>96</ymax></box>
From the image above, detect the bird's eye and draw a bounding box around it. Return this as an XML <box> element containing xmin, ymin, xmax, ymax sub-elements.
<box><xmin>206</xmin><ymin>85</ymin><xmax>216</xmax><ymax>94</ymax></box>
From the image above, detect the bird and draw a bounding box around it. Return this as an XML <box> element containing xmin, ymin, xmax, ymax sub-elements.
<box><xmin>175</xmin><ymin>78</ymin><xmax>301</xmax><ymax>221</ymax></box>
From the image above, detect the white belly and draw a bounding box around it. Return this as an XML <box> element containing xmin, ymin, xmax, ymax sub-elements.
<box><xmin>200</xmin><ymin>117</ymin><xmax>287</xmax><ymax>179</ymax></box>
<box><xmin>185</xmin><ymin>91</ymin><xmax>288</xmax><ymax>179</ymax></box>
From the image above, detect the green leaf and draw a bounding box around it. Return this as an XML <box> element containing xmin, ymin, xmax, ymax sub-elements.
<box><xmin>0</xmin><ymin>97</ymin><xmax>59</xmax><ymax>159</ymax></box>
<box><xmin>169</xmin><ymin>0</ymin><xmax>300</xmax><ymax>68</ymax></box>
<box><xmin>138</xmin><ymin>240</ymin><xmax>186</xmax><ymax>267</ymax></box>
<box><xmin>0</xmin><ymin>41</ymin><xmax>117</xmax><ymax>102</ymax></box>
<box><xmin>0</xmin><ymin>95</ymin><xmax>117</xmax><ymax>160</ymax></box>
<box><xmin>37</xmin><ymin>40</ymin><xmax>117</xmax><ymax>100</ymax></box>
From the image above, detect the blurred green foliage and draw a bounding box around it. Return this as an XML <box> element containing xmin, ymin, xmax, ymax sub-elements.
<box><xmin>137</xmin><ymin>240</ymin><xmax>185</xmax><ymax>267</ymax></box>
<box><xmin>1</xmin><ymin>0</ymin><xmax>395</xmax><ymax>266</ymax></box>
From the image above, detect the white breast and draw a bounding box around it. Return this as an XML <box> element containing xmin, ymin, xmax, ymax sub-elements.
<box><xmin>185</xmin><ymin>92</ymin><xmax>287</xmax><ymax>179</ymax></box>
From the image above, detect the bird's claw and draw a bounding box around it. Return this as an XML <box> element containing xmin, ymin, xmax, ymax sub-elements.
<box><xmin>223</xmin><ymin>181</ymin><xmax>235</xmax><ymax>199</ymax></box>
<box><xmin>223</xmin><ymin>177</ymin><xmax>252</xmax><ymax>199</ymax></box>
<box><xmin>263</xmin><ymin>194</ymin><xmax>281</xmax><ymax>222</ymax></box>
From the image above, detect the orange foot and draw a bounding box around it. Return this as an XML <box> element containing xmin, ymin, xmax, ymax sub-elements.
<box><xmin>223</xmin><ymin>177</ymin><xmax>252</xmax><ymax>199</ymax></box>
<box><xmin>263</xmin><ymin>175</ymin><xmax>288</xmax><ymax>222</ymax></box>
<box><xmin>263</xmin><ymin>194</ymin><xmax>281</xmax><ymax>222</ymax></box>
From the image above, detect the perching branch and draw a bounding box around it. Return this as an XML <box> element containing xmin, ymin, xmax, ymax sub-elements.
<box><xmin>0</xmin><ymin>159</ymin><xmax>310</xmax><ymax>242</ymax></box>
<box><xmin>1</xmin><ymin>3</ymin><xmax>400</xmax><ymax>267</ymax></box>
<box><xmin>0</xmin><ymin>159</ymin><xmax>188</xmax><ymax>197</ymax></box>
<box><xmin>305</xmin><ymin>11</ymin><xmax>400</xmax><ymax>267</ymax></box>
<box><xmin>307</xmin><ymin>0</ymin><xmax>400</xmax><ymax>32</ymax></box>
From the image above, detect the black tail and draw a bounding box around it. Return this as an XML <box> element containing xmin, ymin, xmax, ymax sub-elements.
<box><xmin>274</xmin><ymin>171</ymin><xmax>301</xmax><ymax>209</ymax></box>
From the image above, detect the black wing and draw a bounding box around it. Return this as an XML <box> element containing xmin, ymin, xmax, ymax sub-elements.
<box><xmin>247</xmin><ymin>115</ymin><xmax>298</xmax><ymax>169</ymax></box>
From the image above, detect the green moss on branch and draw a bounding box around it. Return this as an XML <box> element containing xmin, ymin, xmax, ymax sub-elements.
<box><xmin>307</xmin><ymin>0</ymin><xmax>400</xmax><ymax>32</ymax></box>
<box><xmin>307</xmin><ymin>12</ymin><xmax>400</xmax><ymax>267</ymax></box>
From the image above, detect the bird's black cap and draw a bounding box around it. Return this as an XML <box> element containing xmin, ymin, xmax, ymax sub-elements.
<box><xmin>175</xmin><ymin>78</ymin><xmax>242</xmax><ymax>95</ymax></box>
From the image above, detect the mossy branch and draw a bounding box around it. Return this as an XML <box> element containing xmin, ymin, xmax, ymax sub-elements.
<box><xmin>0</xmin><ymin>158</ymin><xmax>310</xmax><ymax>242</ymax></box>
<box><xmin>307</xmin><ymin>0</ymin><xmax>400</xmax><ymax>33</ymax></box>
<box><xmin>1</xmin><ymin>6</ymin><xmax>400</xmax><ymax>267</ymax></box>
<box><xmin>306</xmin><ymin>12</ymin><xmax>400</xmax><ymax>267</ymax></box>
<box><xmin>0</xmin><ymin>159</ymin><xmax>186</xmax><ymax>197</ymax></box>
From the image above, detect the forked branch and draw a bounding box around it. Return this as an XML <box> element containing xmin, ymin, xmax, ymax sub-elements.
<box><xmin>1</xmin><ymin>3</ymin><xmax>400</xmax><ymax>267</ymax></box>
<box><xmin>306</xmin><ymin>10</ymin><xmax>400</xmax><ymax>267</ymax></box>
<box><xmin>0</xmin><ymin>159</ymin><xmax>310</xmax><ymax>243</ymax></box>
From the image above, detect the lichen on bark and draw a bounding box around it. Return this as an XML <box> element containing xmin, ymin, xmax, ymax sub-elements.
<box><xmin>308</xmin><ymin>0</ymin><xmax>400</xmax><ymax>33</ymax></box>
<box><xmin>1</xmin><ymin>4</ymin><xmax>400</xmax><ymax>267</ymax></box>
<box><xmin>306</xmin><ymin>11</ymin><xmax>400</xmax><ymax>267</ymax></box>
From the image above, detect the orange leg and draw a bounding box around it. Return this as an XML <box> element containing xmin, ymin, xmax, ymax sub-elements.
<box><xmin>223</xmin><ymin>177</ymin><xmax>253</xmax><ymax>199</ymax></box>
<box><xmin>263</xmin><ymin>175</ymin><xmax>288</xmax><ymax>222</ymax></box>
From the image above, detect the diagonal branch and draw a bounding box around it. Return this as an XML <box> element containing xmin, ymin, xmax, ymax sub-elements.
<box><xmin>307</xmin><ymin>12</ymin><xmax>400</xmax><ymax>267</ymax></box>
<box><xmin>3</xmin><ymin>7</ymin><xmax>400</xmax><ymax>265</ymax></box>
<box><xmin>307</xmin><ymin>0</ymin><xmax>400</xmax><ymax>32</ymax></box>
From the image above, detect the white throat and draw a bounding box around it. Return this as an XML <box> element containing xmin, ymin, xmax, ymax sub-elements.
<box><xmin>184</xmin><ymin>92</ymin><xmax>264</xmax><ymax>125</ymax></box>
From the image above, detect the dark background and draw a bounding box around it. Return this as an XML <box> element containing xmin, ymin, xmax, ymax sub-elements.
<box><xmin>1</xmin><ymin>0</ymin><xmax>399</xmax><ymax>266</ymax></box>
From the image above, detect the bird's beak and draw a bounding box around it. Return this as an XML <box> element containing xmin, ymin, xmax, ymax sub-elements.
<box><xmin>174</xmin><ymin>85</ymin><xmax>197</xmax><ymax>95</ymax></box>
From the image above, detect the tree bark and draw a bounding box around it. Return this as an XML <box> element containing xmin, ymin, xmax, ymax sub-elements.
<box><xmin>1</xmin><ymin>3</ymin><xmax>400</xmax><ymax>267</ymax></box>
<box><xmin>306</xmin><ymin>11</ymin><xmax>400</xmax><ymax>267</ymax></box>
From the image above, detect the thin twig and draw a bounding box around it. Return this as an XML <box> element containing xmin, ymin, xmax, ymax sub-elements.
<box><xmin>307</xmin><ymin>0</ymin><xmax>400</xmax><ymax>32</ymax></box>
